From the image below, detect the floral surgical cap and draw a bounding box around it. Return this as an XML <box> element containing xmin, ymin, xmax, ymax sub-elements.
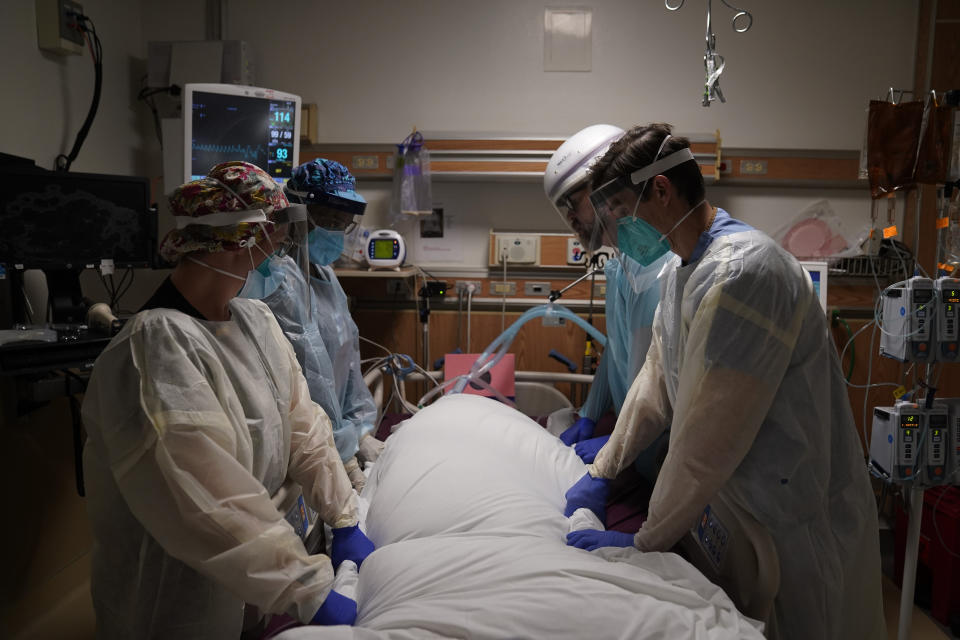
<box><xmin>159</xmin><ymin>161</ymin><xmax>290</xmax><ymax>264</ymax></box>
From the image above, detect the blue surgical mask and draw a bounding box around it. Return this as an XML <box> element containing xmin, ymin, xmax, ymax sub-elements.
<box><xmin>307</xmin><ymin>227</ymin><xmax>345</xmax><ymax>265</ymax></box>
<box><xmin>238</xmin><ymin>255</ymin><xmax>286</xmax><ymax>300</ymax></box>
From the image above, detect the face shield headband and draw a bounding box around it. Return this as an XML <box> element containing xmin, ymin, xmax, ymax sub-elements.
<box><xmin>587</xmin><ymin>143</ymin><xmax>695</xmax><ymax>229</ymax></box>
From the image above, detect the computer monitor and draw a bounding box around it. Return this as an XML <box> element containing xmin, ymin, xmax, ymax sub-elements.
<box><xmin>800</xmin><ymin>261</ymin><xmax>829</xmax><ymax>312</ymax></box>
<box><xmin>0</xmin><ymin>168</ymin><xmax>156</xmax><ymax>324</ymax></box>
<box><xmin>183</xmin><ymin>83</ymin><xmax>301</xmax><ymax>185</ymax></box>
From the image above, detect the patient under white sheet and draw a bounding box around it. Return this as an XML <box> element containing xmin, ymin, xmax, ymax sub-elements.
<box><xmin>277</xmin><ymin>394</ymin><xmax>763</xmax><ymax>640</ymax></box>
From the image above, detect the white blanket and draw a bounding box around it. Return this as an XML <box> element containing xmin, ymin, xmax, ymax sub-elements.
<box><xmin>279</xmin><ymin>394</ymin><xmax>763</xmax><ymax>639</ymax></box>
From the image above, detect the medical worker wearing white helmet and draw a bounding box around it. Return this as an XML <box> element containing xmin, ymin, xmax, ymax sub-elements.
<box><xmin>544</xmin><ymin>124</ymin><xmax>673</xmax><ymax>483</ymax></box>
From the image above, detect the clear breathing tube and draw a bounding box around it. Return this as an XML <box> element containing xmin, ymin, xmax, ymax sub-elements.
<box><xmin>417</xmin><ymin>302</ymin><xmax>608</xmax><ymax>408</ymax></box>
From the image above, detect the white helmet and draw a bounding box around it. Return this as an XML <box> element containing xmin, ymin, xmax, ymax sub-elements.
<box><xmin>544</xmin><ymin>124</ymin><xmax>624</xmax><ymax>250</ymax></box>
<box><xmin>544</xmin><ymin>124</ymin><xmax>625</xmax><ymax>205</ymax></box>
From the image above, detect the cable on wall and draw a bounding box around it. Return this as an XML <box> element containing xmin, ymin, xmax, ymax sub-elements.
<box><xmin>55</xmin><ymin>11</ymin><xmax>102</xmax><ymax>171</ymax></box>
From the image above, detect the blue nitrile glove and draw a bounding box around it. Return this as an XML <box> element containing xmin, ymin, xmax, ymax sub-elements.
<box><xmin>559</xmin><ymin>416</ymin><xmax>596</xmax><ymax>446</ymax></box>
<box><xmin>311</xmin><ymin>590</ymin><xmax>357</xmax><ymax>626</ymax></box>
<box><xmin>574</xmin><ymin>434</ymin><xmax>611</xmax><ymax>464</ymax></box>
<box><xmin>566</xmin><ymin>529</ymin><xmax>635</xmax><ymax>551</ymax></box>
<box><xmin>563</xmin><ymin>472</ymin><xmax>610</xmax><ymax>520</ymax></box>
<box><xmin>331</xmin><ymin>524</ymin><xmax>375</xmax><ymax>570</ymax></box>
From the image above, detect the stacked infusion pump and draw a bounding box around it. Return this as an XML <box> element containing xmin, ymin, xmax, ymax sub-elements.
<box><xmin>870</xmin><ymin>401</ymin><xmax>957</xmax><ymax>485</ymax></box>
<box><xmin>878</xmin><ymin>276</ymin><xmax>959</xmax><ymax>363</ymax></box>
<box><xmin>872</xmin><ymin>276</ymin><xmax>960</xmax><ymax>485</ymax></box>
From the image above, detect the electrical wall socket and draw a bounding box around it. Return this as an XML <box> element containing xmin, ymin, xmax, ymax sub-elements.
<box><xmin>490</xmin><ymin>281</ymin><xmax>516</xmax><ymax>296</ymax></box>
<box><xmin>542</xmin><ymin>315</ymin><xmax>566</xmax><ymax>327</ymax></box>
<box><xmin>593</xmin><ymin>282</ymin><xmax>607</xmax><ymax>298</ymax></box>
<box><xmin>36</xmin><ymin>0</ymin><xmax>84</xmax><ymax>55</ymax></box>
<box><xmin>524</xmin><ymin>281</ymin><xmax>551</xmax><ymax>296</ymax></box>
<box><xmin>739</xmin><ymin>159</ymin><xmax>767</xmax><ymax>175</ymax></box>
<box><xmin>455</xmin><ymin>280</ymin><xmax>483</xmax><ymax>293</ymax></box>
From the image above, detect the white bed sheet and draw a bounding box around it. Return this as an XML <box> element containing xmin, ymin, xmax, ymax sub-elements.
<box><xmin>279</xmin><ymin>394</ymin><xmax>763</xmax><ymax>640</ymax></box>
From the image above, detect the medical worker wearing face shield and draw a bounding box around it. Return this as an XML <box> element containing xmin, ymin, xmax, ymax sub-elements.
<box><xmin>82</xmin><ymin>162</ymin><xmax>374</xmax><ymax>638</ymax></box>
<box><xmin>564</xmin><ymin>125</ymin><xmax>885</xmax><ymax>640</ymax></box>
<box><xmin>250</xmin><ymin>158</ymin><xmax>384</xmax><ymax>492</ymax></box>
<box><xmin>543</xmin><ymin>125</ymin><xmax>674</xmax><ymax>482</ymax></box>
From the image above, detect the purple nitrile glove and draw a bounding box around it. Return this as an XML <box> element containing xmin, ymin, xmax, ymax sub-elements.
<box><xmin>566</xmin><ymin>529</ymin><xmax>635</xmax><ymax>551</ymax></box>
<box><xmin>331</xmin><ymin>524</ymin><xmax>375</xmax><ymax>570</ymax></box>
<box><xmin>559</xmin><ymin>416</ymin><xmax>596</xmax><ymax>446</ymax></box>
<box><xmin>563</xmin><ymin>472</ymin><xmax>610</xmax><ymax>520</ymax></box>
<box><xmin>310</xmin><ymin>589</ymin><xmax>357</xmax><ymax>626</ymax></box>
<box><xmin>574</xmin><ymin>434</ymin><xmax>611</xmax><ymax>464</ymax></box>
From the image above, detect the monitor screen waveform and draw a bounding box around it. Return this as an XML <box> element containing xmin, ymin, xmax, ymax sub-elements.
<box><xmin>192</xmin><ymin>142</ymin><xmax>268</xmax><ymax>165</ymax></box>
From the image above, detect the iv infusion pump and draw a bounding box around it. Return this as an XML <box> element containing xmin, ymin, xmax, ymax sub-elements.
<box><xmin>871</xmin><ymin>401</ymin><xmax>959</xmax><ymax>486</ymax></box>
<box><xmin>879</xmin><ymin>276</ymin><xmax>960</xmax><ymax>363</ymax></box>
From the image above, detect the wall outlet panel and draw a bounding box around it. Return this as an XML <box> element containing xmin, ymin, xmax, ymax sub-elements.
<box><xmin>739</xmin><ymin>159</ymin><xmax>768</xmax><ymax>175</ymax></box>
<box><xmin>566</xmin><ymin>237</ymin><xmax>587</xmax><ymax>265</ymax></box>
<box><xmin>496</xmin><ymin>235</ymin><xmax>539</xmax><ymax>264</ymax></box>
<box><xmin>36</xmin><ymin>0</ymin><xmax>84</xmax><ymax>55</ymax></box>
<box><xmin>455</xmin><ymin>280</ymin><xmax>483</xmax><ymax>293</ymax></box>
<box><xmin>524</xmin><ymin>281</ymin><xmax>551</xmax><ymax>296</ymax></box>
<box><xmin>490</xmin><ymin>281</ymin><xmax>517</xmax><ymax>296</ymax></box>
<box><xmin>592</xmin><ymin>282</ymin><xmax>607</xmax><ymax>298</ymax></box>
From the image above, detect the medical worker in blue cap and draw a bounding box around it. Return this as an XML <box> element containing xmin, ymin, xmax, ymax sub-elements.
<box><xmin>239</xmin><ymin>158</ymin><xmax>382</xmax><ymax>492</ymax></box>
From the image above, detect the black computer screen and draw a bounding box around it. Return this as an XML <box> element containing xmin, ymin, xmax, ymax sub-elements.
<box><xmin>190</xmin><ymin>90</ymin><xmax>298</xmax><ymax>183</ymax></box>
<box><xmin>0</xmin><ymin>169</ymin><xmax>156</xmax><ymax>269</ymax></box>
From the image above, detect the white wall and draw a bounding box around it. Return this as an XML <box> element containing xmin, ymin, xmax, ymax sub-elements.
<box><xmin>0</xmin><ymin>0</ymin><xmax>152</xmax><ymax>174</ymax></box>
<box><xmin>212</xmin><ymin>0</ymin><xmax>915</xmax><ymax>271</ymax></box>
<box><xmin>221</xmin><ymin>0</ymin><xmax>915</xmax><ymax>150</ymax></box>
<box><xmin>0</xmin><ymin>0</ymin><xmax>171</xmax><ymax>315</ymax></box>
<box><xmin>146</xmin><ymin>0</ymin><xmax>919</xmax><ymax>273</ymax></box>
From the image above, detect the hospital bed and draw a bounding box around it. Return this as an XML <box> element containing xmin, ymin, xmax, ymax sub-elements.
<box><xmin>271</xmin><ymin>392</ymin><xmax>780</xmax><ymax>639</ymax></box>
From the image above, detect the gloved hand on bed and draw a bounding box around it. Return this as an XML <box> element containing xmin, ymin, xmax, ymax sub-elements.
<box><xmin>566</xmin><ymin>529</ymin><xmax>635</xmax><ymax>551</ymax></box>
<box><xmin>559</xmin><ymin>416</ymin><xmax>596</xmax><ymax>446</ymax></box>
<box><xmin>563</xmin><ymin>472</ymin><xmax>610</xmax><ymax>521</ymax></box>
<box><xmin>574</xmin><ymin>434</ymin><xmax>610</xmax><ymax>464</ymax></box>
<box><xmin>331</xmin><ymin>524</ymin><xmax>376</xmax><ymax>569</ymax></box>
<box><xmin>357</xmin><ymin>433</ymin><xmax>385</xmax><ymax>465</ymax></box>
<box><xmin>344</xmin><ymin>457</ymin><xmax>367</xmax><ymax>493</ymax></box>
<box><xmin>311</xmin><ymin>589</ymin><xmax>357</xmax><ymax>626</ymax></box>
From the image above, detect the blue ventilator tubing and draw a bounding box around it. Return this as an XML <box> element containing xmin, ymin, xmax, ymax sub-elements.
<box><xmin>418</xmin><ymin>302</ymin><xmax>607</xmax><ymax>407</ymax></box>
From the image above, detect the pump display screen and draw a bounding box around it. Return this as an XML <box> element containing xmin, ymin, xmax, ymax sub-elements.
<box><xmin>372</xmin><ymin>238</ymin><xmax>396</xmax><ymax>260</ymax></box>
<box><xmin>945</xmin><ymin>287</ymin><xmax>959</xmax><ymax>320</ymax></box>
<box><xmin>900</xmin><ymin>413</ymin><xmax>919</xmax><ymax>431</ymax></box>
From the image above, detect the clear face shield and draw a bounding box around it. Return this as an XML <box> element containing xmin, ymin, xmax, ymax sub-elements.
<box><xmin>174</xmin><ymin>204</ymin><xmax>309</xmax><ymax>309</ymax></box>
<box><xmin>175</xmin><ymin>177</ymin><xmax>313</xmax><ymax>311</ymax></box>
<box><xmin>304</xmin><ymin>205</ymin><xmax>359</xmax><ymax>267</ymax></box>
<box><xmin>588</xmin><ymin>141</ymin><xmax>696</xmax><ymax>265</ymax></box>
<box><xmin>273</xmin><ymin>202</ymin><xmax>310</xmax><ymax>275</ymax></box>
<box><xmin>551</xmin><ymin>183</ymin><xmax>606</xmax><ymax>253</ymax></box>
<box><xmin>284</xmin><ymin>184</ymin><xmax>362</xmax><ymax>267</ymax></box>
